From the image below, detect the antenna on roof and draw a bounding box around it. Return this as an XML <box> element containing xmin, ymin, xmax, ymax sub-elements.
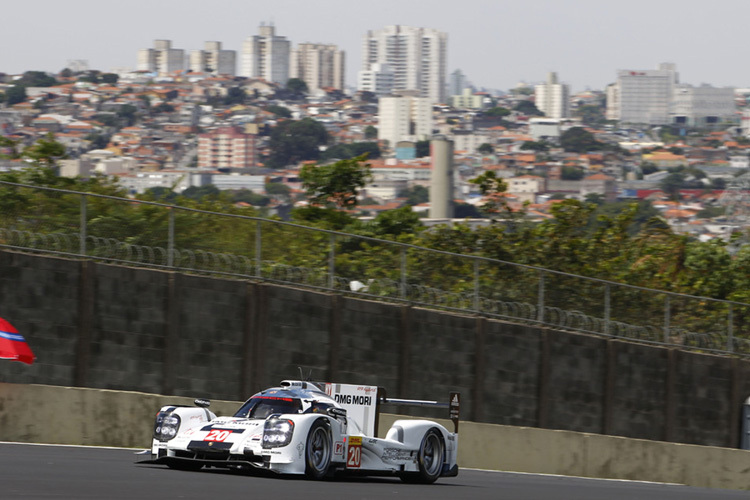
<box><xmin>297</xmin><ymin>366</ymin><xmax>313</xmax><ymax>381</ymax></box>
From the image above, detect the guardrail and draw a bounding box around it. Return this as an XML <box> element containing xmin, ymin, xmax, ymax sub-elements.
<box><xmin>2</xmin><ymin>180</ymin><xmax>750</xmax><ymax>357</ymax></box>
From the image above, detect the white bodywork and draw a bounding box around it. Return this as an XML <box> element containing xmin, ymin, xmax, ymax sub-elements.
<box><xmin>143</xmin><ymin>380</ymin><xmax>459</xmax><ymax>481</ymax></box>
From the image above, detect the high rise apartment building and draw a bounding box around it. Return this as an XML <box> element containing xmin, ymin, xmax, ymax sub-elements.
<box><xmin>197</xmin><ymin>126</ymin><xmax>258</xmax><ymax>169</ymax></box>
<box><xmin>289</xmin><ymin>43</ymin><xmax>345</xmax><ymax>92</ymax></box>
<box><xmin>535</xmin><ymin>72</ymin><xmax>570</xmax><ymax>119</ymax></box>
<box><xmin>189</xmin><ymin>41</ymin><xmax>236</xmax><ymax>75</ymax></box>
<box><xmin>361</xmin><ymin>25</ymin><xmax>447</xmax><ymax>103</ymax></box>
<box><xmin>377</xmin><ymin>94</ymin><xmax>433</xmax><ymax>147</ymax></box>
<box><xmin>357</xmin><ymin>63</ymin><xmax>395</xmax><ymax>96</ymax></box>
<box><xmin>137</xmin><ymin>40</ymin><xmax>185</xmax><ymax>74</ymax></box>
<box><xmin>240</xmin><ymin>24</ymin><xmax>290</xmax><ymax>84</ymax></box>
<box><xmin>606</xmin><ymin>63</ymin><xmax>678</xmax><ymax>124</ymax></box>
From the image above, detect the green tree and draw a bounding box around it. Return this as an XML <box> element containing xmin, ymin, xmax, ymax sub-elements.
<box><xmin>520</xmin><ymin>140</ymin><xmax>550</xmax><ymax>152</ymax></box>
<box><xmin>100</xmin><ymin>73</ymin><xmax>119</xmax><ymax>85</ymax></box>
<box><xmin>398</xmin><ymin>185</ymin><xmax>429</xmax><ymax>206</ymax></box>
<box><xmin>574</xmin><ymin>104</ymin><xmax>607</xmax><ymax>126</ymax></box>
<box><xmin>640</xmin><ymin>162</ymin><xmax>659</xmax><ymax>176</ymax></box>
<box><xmin>116</xmin><ymin>104</ymin><xmax>139</xmax><ymax>126</ymax></box>
<box><xmin>286</xmin><ymin>78</ymin><xmax>308</xmax><ymax>95</ymax></box>
<box><xmin>321</xmin><ymin>142</ymin><xmax>380</xmax><ymax>161</ymax></box>
<box><xmin>265</xmin><ymin>182</ymin><xmax>292</xmax><ymax>197</ymax></box>
<box><xmin>478</xmin><ymin>143</ymin><xmax>494</xmax><ymax>154</ymax></box>
<box><xmin>364</xmin><ymin>125</ymin><xmax>377</xmax><ymax>140</ymax></box>
<box><xmin>267</xmin><ymin>118</ymin><xmax>329</xmax><ymax>168</ymax></box>
<box><xmin>484</xmin><ymin>106</ymin><xmax>511</xmax><ymax>117</ymax></box>
<box><xmin>660</xmin><ymin>172</ymin><xmax>685</xmax><ymax>200</ymax></box>
<box><xmin>17</xmin><ymin>71</ymin><xmax>57</xmax><ymax>87</ymax></box>
<box><xmin>513</xmin><ymin>100</ymin><xmax>543</xmax><ymax>116</ymax></box>
<box><xmin>23</xmin><ymin>133</ymin><xmax>67</xmax><ymax>167</ymax></box>
<box><xmin>5</xmin><ymin>85</ymin><xmax>27</xmax><ymax>105</ymax></box>
<box><xmin>415</xmin><ymin>140</ymin><xmax>430</xmax><ymax>158</ymax></box>
<box><xmin>561</xmin><ymin>166</ymin><xmax>584</xmax><ymax>180</ymax></box>
<box><xmin>469</xmin><ymin>171</ymin><xmax>509</xmax><ymax>217</ymax></box>
<box><xmin>267</xmin><ymin>105</ymin><xmax>292</xmax><ymax>118</ymax></box>
<box><xmin>560</xmin><ymin>127</ymin><xmax>602</xmax><ymax>153</ymax></box>
<box><xmin>154</xmin><ymin>103</ymin><xmax>175</xmax><ymax>113</ymax></box>
<box><xmin>224</xmin><ymin>87</ymin><xmax>247</xmax><ymax>105</ymax></box>
<box><xmin>84</xmin><ymin>133</ymin><xmax>111</xmax><ymax>149</ymax></box>
<box><xmin>299</xmin><ymin>154</ymin><xmax>372</xmax><ymax>209</ymax></box>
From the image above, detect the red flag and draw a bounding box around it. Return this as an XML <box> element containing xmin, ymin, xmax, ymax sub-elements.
<box><xmin>0</xmin><ymin>317</ymin><xmax>35</xmax><ymax>365</ymax></box>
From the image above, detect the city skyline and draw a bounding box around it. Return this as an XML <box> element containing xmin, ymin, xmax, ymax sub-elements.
<box><xmin>2</xmin><ymin>0</ymin><xmax>749</xmax><ymax>93</ymax></box>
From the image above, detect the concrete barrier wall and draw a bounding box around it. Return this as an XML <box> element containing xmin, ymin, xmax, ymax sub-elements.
<box><xmin>3</xmin><ymin>250</ymin><xmax>750</xmax><ymax>449</ymax></box>
<box><xmin>1</xmin><ymin>382</ymin><xmax>748</xmax><ymax>491</ymax></box>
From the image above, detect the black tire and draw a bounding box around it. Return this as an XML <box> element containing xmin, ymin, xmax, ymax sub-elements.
<box><xmin>305</xmin><ymin>420</ymin><xmax>332</xmax><ymax>480</ymax></box>
<box><xmin>401</xmin><ymin>428</ymin><xmax>444</xmax><ymax>484</ymax></box>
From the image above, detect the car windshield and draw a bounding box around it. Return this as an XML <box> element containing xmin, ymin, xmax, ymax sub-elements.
<box><xmin>233</xmin><ymin>396</ymin><xmax>302</xmax><ymax>419</ymax></box>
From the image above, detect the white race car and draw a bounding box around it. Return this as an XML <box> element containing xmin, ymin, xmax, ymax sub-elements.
<box><xmin>139</xmin><ymin>380</ymin><xmax>460</xmax><ymax>483</ymax></box>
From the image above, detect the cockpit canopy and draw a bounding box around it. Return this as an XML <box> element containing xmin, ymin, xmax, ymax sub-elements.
<box><xmin>233</xmin><ymin>396</ymin><xmax>302</xmax><ymax>419</ymax></box>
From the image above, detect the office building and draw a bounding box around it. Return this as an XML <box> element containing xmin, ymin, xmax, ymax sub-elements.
<box><xmin>289</xmin><ymin>43</ymin><xmax>345</xmax><ymax>92</ymax></box>
<box><xmin>671</xmin><ymin>84</ymin><xmax>735</xmax><ymax>128</ymax></box>
<box><xmin>606</xmin><ymin>63</ymin><xmax>678</xmax><ymax>124</ymax></box>
<box><xmin>535</xmin><ymin>72</ymin><xmax>570</xmax><ymax>119</ymax></box>
<box><xmin>361</xmin><ymin>25</ymin><xmax>447</xmax><ymax>103</ymax></box>
<box><xmin>240</xmin><ymin>24</ymin><xmax>290</xmax><ymax>84</ymax></box>
<box><xmin>189</xmin><ymin>41</ymin><xmax>236</xmax><ymax>75</ymax></box>
<box><xmin>137</xmin><ymin>40</ymin><xmax>185</xmax><ymax>75</ymax></box>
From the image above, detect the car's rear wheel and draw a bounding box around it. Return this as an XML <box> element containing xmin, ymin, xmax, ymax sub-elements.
<box><xmin>305</xmin><ymin>420</ymin><xmax>332</xmax><ymax>480</ymax></box>
<box><xmin>400</xmin><ymin>428</ymin><xmax>444</xmax><ymax>484</ymax></box>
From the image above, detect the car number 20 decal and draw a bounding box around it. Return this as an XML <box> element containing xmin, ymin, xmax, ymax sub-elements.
<box><xmin>347</xmin><ymin>436</ymin><xmax>362</xmax><ymax>468</ymax></box>
<box><xmin>204</xmin><ymin>429</ymin><xmax>232</xmax><ymax>442</ymax></box>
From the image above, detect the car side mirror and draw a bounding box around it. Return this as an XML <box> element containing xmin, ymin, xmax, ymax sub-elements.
<box><xmin>194</xmin><ymin>398</ymin><xmax>211</xmax><ymax>408</ymax></box>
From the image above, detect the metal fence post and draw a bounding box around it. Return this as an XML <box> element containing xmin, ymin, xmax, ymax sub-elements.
<box><xmin>728</xmin><ymin>303</ymin><xmax>734</xmax><ymax>353</ymax></box>
<box><xmin>255</xmin><ymin>220</ymin><xmax>262</xmax><ymax>278</ymax></box>
<box><xmin>400</xmin><ymin>247</ymin><xmax>406</xmax><ymax>300</ymax></box>
<box><xmin>328</xmin><ymin>234</ymin><xmax>335</xmax><ymax>290</ymax></box>
<box><xmin>604</xmin><ymin>283</ymin><xmax>611</xmax><ymax>336</ymax></box>
<box><xmin>663</xmin><ymin>294</ymin><xmax>670</xmax><ymax>344</ymax></box>
<box><xmin>473</xmin><ymin>259</ymin><xmax>480</xmax><ymax>312</ymax></box>
<box><xmin>167</xmin><ymin>208</ymin><xmax>174</xmax><ymax>268</ymax></box>
<box><xmin>537</xmin><ymin>270</ymin><xmax>545</xmax><ymax>323</ymax></box>
<box><xmin>79</xmin><ymin>194</ymin><xmax>87</xmax><ymax>256</ymax></box>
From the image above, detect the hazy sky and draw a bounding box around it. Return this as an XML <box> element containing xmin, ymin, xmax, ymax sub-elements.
<box><xmin>3</xmin><ymin>0</ymin><xmax>747</xmax><ymax>92</ymax></box>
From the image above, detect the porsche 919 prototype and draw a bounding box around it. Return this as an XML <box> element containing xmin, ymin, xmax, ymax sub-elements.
<box><xmin>138</xmin><ymin>380</ymin><xmax>460</xmax><ymax>483</ymax></box>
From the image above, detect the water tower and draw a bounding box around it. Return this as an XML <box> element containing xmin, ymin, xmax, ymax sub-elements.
<box><xmin>429</xmin><ymin>135</ymin><xmax>454</xmax><ymax>219</ymax></box>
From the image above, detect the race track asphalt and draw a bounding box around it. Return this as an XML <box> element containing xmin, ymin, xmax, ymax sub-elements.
<box><xmin>0</xmin><ymin>442</ymin><xmax>747</xmax><ymax>499</ymax></box>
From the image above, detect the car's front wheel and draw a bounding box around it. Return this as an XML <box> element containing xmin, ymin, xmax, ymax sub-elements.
<box><xmin>305</xmin><ymin>420</ymin><xmax>332</xmax><ymax>480</ymax></box>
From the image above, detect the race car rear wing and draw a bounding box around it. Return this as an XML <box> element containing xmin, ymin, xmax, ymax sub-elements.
<box><xmin>377</xmin><ymin>389</ymin><xmax>461</xmax><ymax>434</ymax></box>
<box><xmin>284</xmin><ymin>380</ymin><xmax>460</xmax><ymax>436</ymax></box>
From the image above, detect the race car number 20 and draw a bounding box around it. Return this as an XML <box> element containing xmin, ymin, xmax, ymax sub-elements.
<box><xmin>347</xmin><ymin>436</ymin><xmax>362</xmax><ymax>468</ymax></box>
<box><xmin>204</xmin><ymin>429</ymin><xmax>231</xmax><ymax>442</ymax></box>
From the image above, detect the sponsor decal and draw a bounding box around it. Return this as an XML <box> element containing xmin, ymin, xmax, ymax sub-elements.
<box><xmin>347</xmin><ymin>436</ymin><xmax>362</xmax><ymax>468</ymax></box>
<box><xmin>334</xmin><ymin>394</ymin><xmax>372</xmax><ymax>406</ymax></box>
<box><xmin>204</xmin><ymin>429</ymin><xmax>232</xmax><ymax>442</ymax></box>
<box><xmin>334</xmin><ymin>441</ymin><xmax>344</xmax><ymax>455</ymax></box>
<box><xmin>297</xmin><ymin>442</ymin><xmax>304</xmax><ymax>458</ymax></box>
<box><xmin>381</xmin><ymin>448</ymin><xmax>415</xmax><ymax>462</ymax></box>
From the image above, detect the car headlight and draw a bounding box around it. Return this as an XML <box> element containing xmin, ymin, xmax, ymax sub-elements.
<box><xmin>154</xmin><ymin>412</ymin><xmax>181</xmax><ymax>441</ymax></box>
<box><xmin>262</xmin><ymin>418</ymin><xmax>295</xmax><ymax>448</ymax></box>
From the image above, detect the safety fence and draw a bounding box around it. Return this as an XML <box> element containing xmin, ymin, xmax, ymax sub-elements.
<box><xmin>2</xmin><ymin>180</ymin><xmax>750</xmax><ymax>356</ymax></box>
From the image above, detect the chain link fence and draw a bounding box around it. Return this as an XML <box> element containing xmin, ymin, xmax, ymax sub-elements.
<box><xmin>2</xmin><ymin>180</ymin><xmax>749</xmax><ymax>356</ymax></box>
